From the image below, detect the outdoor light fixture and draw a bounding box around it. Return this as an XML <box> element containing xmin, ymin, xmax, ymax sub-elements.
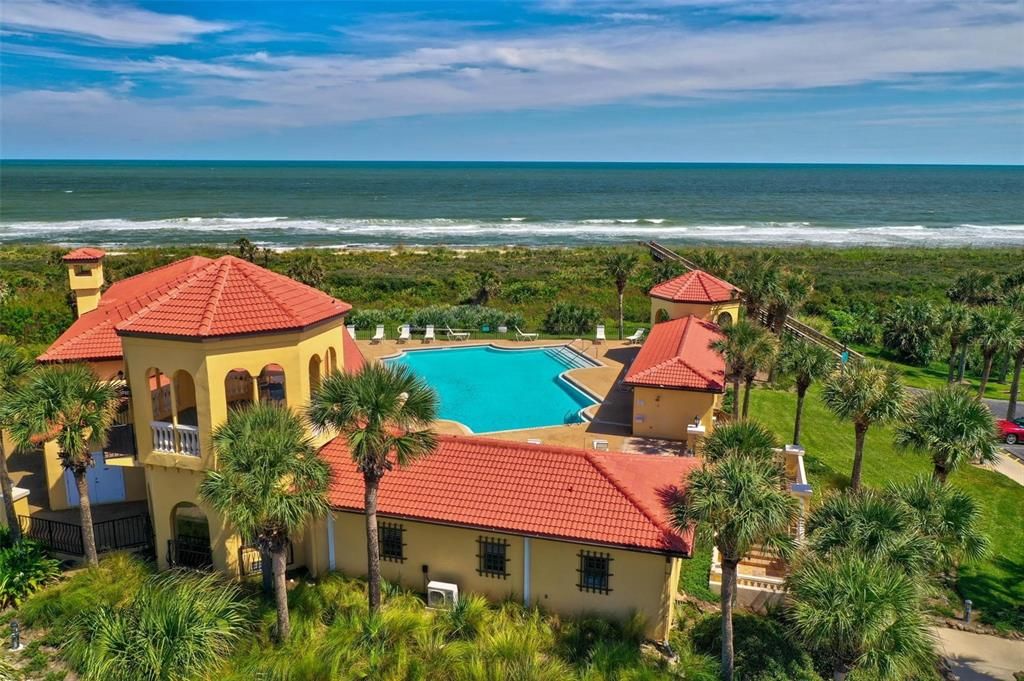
<box><xmin>9</xmin><ymin>619</ymin><xmax>20</xmax><ymax>651</ymax></box>
<box><xmin>964</xmin><ymin>599</ymin><xmax>973</xmax><ymax>623</ymax></box>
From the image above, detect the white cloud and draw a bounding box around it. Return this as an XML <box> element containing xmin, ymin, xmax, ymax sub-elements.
<box><xmin>1</xmin><ymin>0</ymin><xmax>231</xmax><ymax>45</ymax></box>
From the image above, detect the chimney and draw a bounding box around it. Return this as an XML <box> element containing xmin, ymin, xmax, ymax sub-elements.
<box><xmin>63</xmin><ymin>248</ymin><xmax>106</xmax><ymax>318</ymax></box>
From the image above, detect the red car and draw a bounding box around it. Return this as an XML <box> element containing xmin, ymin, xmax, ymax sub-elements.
<box><xmin>998</xmin><ymin>417</ymin><xmax>1024</xmax><ymax>445</ymax></box>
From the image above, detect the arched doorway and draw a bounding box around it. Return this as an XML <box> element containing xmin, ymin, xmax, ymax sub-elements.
<box><xmin>716</xmin><ymin>311</ymin><xmax>734</xmax><ymax>328</ymax></box>
<box><xmin>225</xmin><ymin>369</ymin><xmax>254</xmax><ymax>412</ymax></box>
<box><xmin>309</xmin><ymin>354</ymin><xmax>322</xmax><ymax>398</ymax></box>
<box><xmin>258</xmin><ymin>364</ymin><xmax>286</xmax><ymax>406</ymax></box>
<box><xmin>169</xmin><ymin>502</ymin><xmax>212</xmax><ymax>569</ymax></box>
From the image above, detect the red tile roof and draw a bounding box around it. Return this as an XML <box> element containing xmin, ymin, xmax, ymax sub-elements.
<box><xmin>40</xmin><ymin>254</ymin><xmax>353</xmax><ymax>362</ymax></box>
<box><xmin>115</xmin><ymin>255</ymin><xmax>351</xmax><ymax>339</ymax></box>
<box><xmin>649</xmin><ymin>270</ymin><xmax>740</xmax><ymax>303</ymax></box>
<box><xmin>342</xmin><ymin>329</ymin><xmax>366</xmax><ymax>373</ymax></box>
<box><xmin>62</xmin><ymin>247</ymin><xmax>106</xmax><ymax>263</ymax></box>
<box><xmin>624</xmin><ymin>315</ymin><xmax>726</xmax><ymax>392</ymax></box>
<box><xmin>39</xmin><ymin>256</ymin><xmax>214</xmax><ymax>362</ymax></box>
<box><xmin>320</xmin><ymin>434</ymin><xmax>699</xmax><ymax>555</ymax></box>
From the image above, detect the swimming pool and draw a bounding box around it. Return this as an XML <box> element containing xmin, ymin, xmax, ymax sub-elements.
<box><xmin>383</xmin><ymin>345</ymin><xmax>599</xmax><ymax>433</ymax></box>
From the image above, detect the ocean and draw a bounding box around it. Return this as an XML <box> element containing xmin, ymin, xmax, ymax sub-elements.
<box><xmin>0</xmin><ymin>161</ymin><xmax>1021</xmax><ymax>249</ymax></box>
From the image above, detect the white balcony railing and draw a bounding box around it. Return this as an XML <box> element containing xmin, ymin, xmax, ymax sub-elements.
<box><xmin>151</xmin><ymin>421</ymin><xmax>200</xmax><ymax>457</ymax></box>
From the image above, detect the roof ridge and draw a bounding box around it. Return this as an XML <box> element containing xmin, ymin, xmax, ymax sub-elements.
<box><xmin>107</xmin><ymin>255</ymin><xmax>211</xmax><ymax>292</ymax></box>
<box><xmin>229</xmin><ymin>257</ymin><xmax>306</xmax><ymax>327</ymax></box>
<box><xmin>585</xmin><ymin>452</ymin><xmax>678</xmax><ymax>541</ymax></box>
<box><xmin>197</xmin><ymin>259</ymin><xmax>232</xmax><ymax>335</ymax></box>
<box><xmin>115</xmin><ymin>258</ymin><xmax>222</xmax><ymax>330</ymax></box>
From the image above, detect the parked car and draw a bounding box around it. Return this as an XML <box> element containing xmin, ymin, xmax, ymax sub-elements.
<box><xmin>997</xmin><ymin>417</ymin><xmax>1024</xmax><ymax>445</ymax></box>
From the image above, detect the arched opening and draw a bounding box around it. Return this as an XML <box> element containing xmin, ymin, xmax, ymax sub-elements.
<box><xmin>326</xmin><ymin>346</ymin><xmax>338</xmax><ymax>375</ymax></box>
<box><xmin>258</xmin><ymin>364</ymin><xmax>286</xmax><ymax>406</ymax></box>
<box><xmin>655</xmin><ymin>308</ymin><xmax>670</xmax><ymax>324</ymax></box>
<box><xmin>172</xmin><ymin>370</ymin><xmax>198</xmax><ymax>427</ymax></box>
<box><xmin>225</xmin><ymin>369</ymin><xmax>255</xmax><ymax>412</ymax></box>
<box><xmin>147</xmin><ymin>367</ymin><xmax>172</xmax><ymax>422</ymax></box>
<box><xmin>169</xmin><ymin>502</ymin><xmax>212</xmax><ymax>569</ymax></box>
<box><xmin>716</xmin><ymin>311</ymin><xmax>734</xmax><ymax>328</ymax></box>
<box><xmin>309</xmin><ymin>354</ymin><xmax>322</xmax><ymax>398</ymax></box>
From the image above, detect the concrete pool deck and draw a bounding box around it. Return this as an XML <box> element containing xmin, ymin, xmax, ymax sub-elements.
<box><xmin>357</xmin><ymin>336</ymin><xmax>686</xmax><ymax>454</ymax></box>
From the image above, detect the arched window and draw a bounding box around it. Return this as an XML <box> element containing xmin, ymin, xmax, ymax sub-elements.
<box><xmin>716</xmin><ymin>311</ymin><xmax>734</xmax><ymax>328</ymax></box>
<box><xmin>172</xmin><ymin>370</ymin><xmax>198</xmax><ymax>427</ymax></box>
<box><xmin>655</xmin><ymin>308</ymin><xmax>670</xmax><ymax>324</ymax></box>
<box><xmin>147</xmin><ymin>367</ymin><xmax>172</xmax><ymax>421</ymax></box>
<box><xmin>326</xmin><ymin>347</ymin><xmax>338</xmax><ymax>375</ymax></box>
<box><xmin>309</xmin><ymin>354</ymin><xmax>322</xmax><ymax>397</ymax></box>
<box><xmin>225</xmin><ymin>369</ymin><xmax>254</xmax><ymax>412</ymax></box>
<box><xmin>258</xmin><ymin>364</ymin><xmax>286</xmax><ymax>406</ymax></box>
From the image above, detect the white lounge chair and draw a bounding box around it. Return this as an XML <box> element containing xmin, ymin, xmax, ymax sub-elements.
<box><xmin>526</xmin><ymin>438</ymin><xmax>542</xmax><ymax>445</ymax></box>
<box><xmin>371</xmin><ymin>324</ymin><xmax>385</xmax><ymax>344</ymax></box>
<box><xmin>346</xmin><ymin>324</ymin><xmax>356</xmax><ymax>340</ymax></box>
<box><xmin>423</xmin><ymin>325</ymin><xmax>435</xmax><ymax>343</ymax></box>
<box><xmin>397</xmin><ymin>324</ymin><xmax>411</xmax><ymax>343</ymax></box>
<box><xmin>446</xmin><ymin>325</ymin><xmax>470</xmax><ymax>341</ymax></box>
<box><xmin>626</xmin><ymin>328</ymin><xmax>645</xmax><ymax>345</ymax></box>
<box><xmin>592</xmin><ymin>439</ymin><xmax>609</xmax><ymax>451</ymax></box>
<box><xmin>515</xmin><ymin>325</ymin><xmax>539</xmax><ymax>341</ymax></box>
<box><xmin>595</xmin><ymin>325</ymin><xmax>606</xmax><ymax>344</ymax></box>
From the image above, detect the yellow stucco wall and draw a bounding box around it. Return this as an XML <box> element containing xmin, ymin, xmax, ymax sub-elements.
<box><xmin>66</xmin><ymin>262</ymin><xmax>104</xmax><ymax>317</ymax></box>
<box><xmin>41</xmin><ymin>440</ymin><xmax>148</xmax><ymax>511</ymax></box>
<box><xmin>631</xmin><ymin>386</ymin><xmax>718</xmax><ymax>443</ymax></box>
<box><xmin>0</xmin><ymin>489</ymin><xmax>30</xmax><ymax>530</ymax></box>
<box><xmin>314</xmin><ymin>511</ymin><xmax>681</xmax><ymax>640</ymax></box>
<box><xmin>649</xmin><ymin>298</ymin><xmax>740</xmax><ymax>326</ymax></box>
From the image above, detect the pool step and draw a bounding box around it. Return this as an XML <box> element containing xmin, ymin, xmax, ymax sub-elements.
<box><xmin>545</xmin><ymin>346</ymin><xmax>593</xmax><ymax>370</ymax></box>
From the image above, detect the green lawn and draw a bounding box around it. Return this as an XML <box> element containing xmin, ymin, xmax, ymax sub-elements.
<box><xmin>747</xmin><ymin>386</ymin><xmax>1024</xmax><ymax>632</ymax></box>
<box><xmin>853</xmin><ymin>345</ymin><xmax>1013</xmax><ymax>402</ymax></box>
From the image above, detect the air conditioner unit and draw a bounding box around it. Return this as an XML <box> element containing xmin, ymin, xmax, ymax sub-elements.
<box><xmin>426</xmin><ymin>580</ymin><xmax>459</xmax><ymax>609</ymax></box>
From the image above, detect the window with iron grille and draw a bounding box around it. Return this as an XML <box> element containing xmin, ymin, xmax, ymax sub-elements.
<box><xmin>379</xmin><ymin>522</ymin><xmax>405</xmax><ymax>562</ymax></box>
<box><xmin>477</xmin><ymin>537</ymin><xmax>509</xmax><ymax>578</ymax></box>
<box><xmin>577</xmin><ymin>550</ymin><xmax>612</xmax><ymax>594</ymax></box>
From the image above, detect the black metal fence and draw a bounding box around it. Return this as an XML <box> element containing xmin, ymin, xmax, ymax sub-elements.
<box><xmin>167</xmin><ymin>538</ymin><xmax>214</xmax><ymax>570</ymax></box>
<box><xmin>19</xmin><ymin>513</ymin><xmax>152</xmax><ymax>557</ymax></box>
<box><xmin>238</xmin><ymin>541</ymin><xmax>295</xmax><ymax>576</ymax></box>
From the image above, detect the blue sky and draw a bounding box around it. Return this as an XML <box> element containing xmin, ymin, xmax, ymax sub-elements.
<box><xmin>1</xmin><ymin>0</ymin><xmax>1022</xmax><ymax>163</ymax></box>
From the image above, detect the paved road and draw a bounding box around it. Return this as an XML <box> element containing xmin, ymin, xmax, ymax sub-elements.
<box><xmin>933</xmin><ymin>627</ymin><xmax>1024</xmax><ymax>681</ymax></box>
<box><xmin>982</xmin><ymin>396</ymin><xmax>1024</xmax><ymax>463</ymax></box>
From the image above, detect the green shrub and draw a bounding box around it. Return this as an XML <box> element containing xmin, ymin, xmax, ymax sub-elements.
<box><xmin>63</xmin><ymin>570</ymin><xmax>251</xmax><ymax>681</ymax></box>
<box><xmin>348</xmin><ymin>308</ymin><xmax>390</xmax><ymax>330</ymax></box>
<box><xmin>0</xmin><ymin>539</ymin><xmax>60</xmax><ymax>608</ymax></box>
<box><xmin>881</xmin><ymin>299</ymin><xmax>941</xmax><ymax>366</ymax></box>
<box><xmin>691</xmin><ymin>612</ymin><xmax>823</xmax><ymax>681</ymax></box>
<box><xmin>827</xmin><ymin>308</ymin><xmax>878</xmax><ymax>346</ymax></box>
<box><xmin>542</xmin><ymin>303</ymin><xmax>600</xmax><ymax>335</ymax></box>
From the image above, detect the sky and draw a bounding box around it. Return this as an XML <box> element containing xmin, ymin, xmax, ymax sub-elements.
<box><xmin>1</xmin><ymin>0</ymin><xmax>1022</xmax><ymax>163</ymax></box>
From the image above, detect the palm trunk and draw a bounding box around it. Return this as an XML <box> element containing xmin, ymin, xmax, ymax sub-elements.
<box><xmin>74</xmin><ymin>469</ymin><xmax>98</xmax><ymax>566</ymax></box>
<box><xmin>720</xmin><ymin>557</ymin><xmax>738</xmax><ymax>681</ymax></box>
<box><xmin>793</xmin><ymin>387</ymin><xmax>806</xmax><ymax>446</ymax></box>
<box><xmin>0</xmin><ymin>440</ymin><xmax>22</xmax><ymax>542</ymax></box>
<box><xmin>933</xmin><ymin>462</ymin><xmax>949</xmax><ymax>483</ymax></box>
<box><xmin>833</xmin><ymin>664</ymin><xmax>850</xmax><ymax>681</ymax></box>
<box><xmin>742</xmin><ymin>376</ymin><xmax>754</xmax><ymax>419</ymax></box>
<box><xmin>364</xmin><ymin>474</ymin><xmax>382</xmax><ymax>613</ymax></box>
<box><xmin>957</xmin><ymin>344</ymin><xmax>968</xmax><ymax>382</ymax></box>
<box><xmin>977</xmin><ymin>351</ymin><xmax>995</xmax><ymax>397</ymax></box>
<box><xmin>731</xmin><ymin>376</ymin><xmax>741</xmax><ymax>418</ymax></box>
<box><xmin>617</xmin><ymin>289</ymin><xmax>625</xmax><ymax>340</ymax></box>
<box><xmin>946</xmin><ymin>341</ymin><xmax>959</xmax><ymax>383</ymax></box>
<box><xmin>850</xmin><ymin>423</ymin><xmax>868</xmax><ymax>492</ymax></box>
<box><xmin>260</xmin><ymin>546</ymin><xmax>273</xmax><ymax>593</ymax></box>
<box><xmin>1007</xmin><ymin>348</ymin><xmax>1023</xmax><ymax>420</ymax></box>
<box><xmin>272</xmin><ymin>545</ymin><xmax>290</xmax><ymax>641</ymax></box>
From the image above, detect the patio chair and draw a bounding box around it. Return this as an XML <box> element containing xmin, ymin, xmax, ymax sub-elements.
<box><xmin>526</xmin><ymin>438</ymin><xmax>542</xmax><ymax>445</ymax></box>
<box><xmin>346</xmin><ymin>324</ymin><xmax>357</xmax><ymax>340</ymax></box>
<box><xmin>515</xmin><ymin>325</ymin><xmax>539</xmax><ymax>341</ymax></box>
<box><xmin>595</xmin><ymin>325</ymin><xmax>606</xmax><ymax>344</ymax></box>
<box><xmin>423</xmin><ymin>325</ymin><xmax>435</xmax><ymax>343</ymax></box>
<box><xmin>446</xmin><ymin>325</ymin><xmax>470</xmax><ymax>341</ymax></box>
<box><xmin>592</xmin><ymin>439</ymin><xmax>609</xmax><ymax>451</ymax></box>
<box><xmin>625</xmin><ymin>328</ymin><xmax>645</xmax><ymax>345</ymax></box>
<box><xmin>371</xmin><ymin>324</ymin><xmax>385</xmax><ymax>344</ymax></box>
<box><xmin>397</xmin><ymin>324</ymin><xmax>411</xmax><ymax>343</ymax></box>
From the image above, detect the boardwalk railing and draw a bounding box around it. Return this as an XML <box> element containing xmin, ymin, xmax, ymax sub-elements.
<box><xmin>20</xmin><ymin>513</ymin><xmax>153</xmax><ymax>557</ymax></box>
<box><xmin>643</xmin><ymin>240</ymin><xmax>863</xmax><ymax>361</ymax></box>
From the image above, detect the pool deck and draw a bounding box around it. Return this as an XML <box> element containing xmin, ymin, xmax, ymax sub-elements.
<box><xmin>357</xmin><ymin>336</ymin><xmax>687</xmax><ymax>455</ymax></box>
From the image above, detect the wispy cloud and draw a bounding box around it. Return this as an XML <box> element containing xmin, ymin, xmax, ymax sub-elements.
<box><xmin>1</xmin><ymin>0</ymin><xmax>232</xmax><ymax>45</ymax></box>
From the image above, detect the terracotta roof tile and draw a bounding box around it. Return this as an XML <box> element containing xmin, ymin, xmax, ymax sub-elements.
<box><xmin>320</xmin><ymin>434</ymin><xmax>699</xmax><ymax>554</ymax></box>
<box><xmin>624</xmin><ymin>315</ymin><xmax>726</xmax><ymax>392</ymax></box>
<box><xmin>62</xmin><ymin>247</ymin><xmax>106</xmax><ymax>263</ymax></box>
<box><xmin>342</xmin><ymin>329</ymin><xmax>366</xmax><ymax>373</ymax></box>
<box><xmin>650</xmin><ymin>270</ymin><xmax>740</xmax><ymax>303</ymax></box>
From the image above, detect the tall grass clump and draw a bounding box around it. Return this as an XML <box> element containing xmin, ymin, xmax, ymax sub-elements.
<box><xmin>63</xmin><ymin>570</ymin><xmax>251</xmax><ymax>681</ymax></box>
<box><xmin>0</xmin><ymin>537</ymin><xmax>60</xmax><ymax>608</ymax></box>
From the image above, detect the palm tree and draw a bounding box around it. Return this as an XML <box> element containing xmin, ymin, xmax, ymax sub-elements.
<box><xmin>894</xmin><ymin>385</ymin><xmax>998</xmax><ymax>482</ymax></box>
<box><xmin>307</xmin><ymin>362</ymin><xmax>437</xmax><ymax>613</ymax></box>
<box><xmin>739</xmin><ymin>330</ymin><xmax>777</xmax><ymax>419</ymax></box>
<box><xmin>1004</xmin><ymin>288</ymin><xmax>1024</xmax><ymax>420</ymax></box>
<box><xmin>473</xmin><ymin>270</ymin><xmax>501</xmax><ymax>306</ymax></box>
<box><xmin>821</xmin><ymin>362</ymin><xmax>905</xmax><ymax>492</ymax></box>
<box><xmin>711</xmin><ymin>320</ymin><xmax>772</xmax><ymax>418</ymax></box>
<box><xmin>603</xmin><ymin>251</ymin><xmax>638</xmax><ymax>340</ymax></box>
<box><xmin>702</xmin><ymin>419</ymin><xmax>778</xmax><ymax>463</ymax></box>
<box><xmin>199</xmin><ymin>403</ymin><xmax>329</xmax><ymax>641</ymax></box>
<box><xmin>767</xmin><ymin>269</ymin><xmax>812</xmax><ymax>335</ymax></box>
<box><xmin>971</xmin><ymin>305</ymin><xmax>1019</xmax><ymax>397</ymax></box>
<box><xmin>672</xmin><ymin>454</ymin><xmax>798</xmax><ymax>681</ymax></box>
<box><xmin>940</xmin><ymin>303</ymin><xmax>973</xmax><ymax>383</ymax></box>
<box><xmin>4</xmin><ymin>364</ymin><xmax>118</xmax><ymax>566</ymax></box>
<box><xmin>776</xmin><ymin>338</ymin><xmax>835</xmax><ymax>445</ymax></box>
<box><xmin>946</xmin><ymin>270</ymin><xmax>998</xmax><ymax>307</ymax></box>
<box><xmin>787</xmin><ymin>551</ymin><xmax>934</xmax><ymax>681</ymax></box>
<box><xmin>888</xmin><ymin>476</ymin><xmax>989</xmax><ymax>573</ymax></box>
<box><xmin>0</xmin><ymin>340</ymin><xmax>33</xmax><ymax>542</ymax></box>
<box><xmin>732</xmin><ymin>252</ymin><xmax>780</xmax><ymax>323</ymax></box>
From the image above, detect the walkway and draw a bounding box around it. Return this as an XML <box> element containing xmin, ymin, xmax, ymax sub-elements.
<box><xmin>933</xmin><ymin>627</ymin><xmax>1024</xmax><ymax>681</ymax></box>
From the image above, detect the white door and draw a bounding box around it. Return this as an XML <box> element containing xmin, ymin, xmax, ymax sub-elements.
<box><xmin>64</xmin><ymin>451</ymin><xmax>126</xmax><ymax>507</ymax></box>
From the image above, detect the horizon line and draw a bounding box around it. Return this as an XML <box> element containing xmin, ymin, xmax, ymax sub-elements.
<box><xmin>3</xmin><ymin>158</ymin><xmax>1022</xmax><ymax>167</ymax></box>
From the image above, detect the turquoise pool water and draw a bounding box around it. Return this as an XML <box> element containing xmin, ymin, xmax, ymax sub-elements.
<box><xmin>384</xmin><ymin>345</ymin><xmax>598</xmax><ymax>433</ymax></box>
